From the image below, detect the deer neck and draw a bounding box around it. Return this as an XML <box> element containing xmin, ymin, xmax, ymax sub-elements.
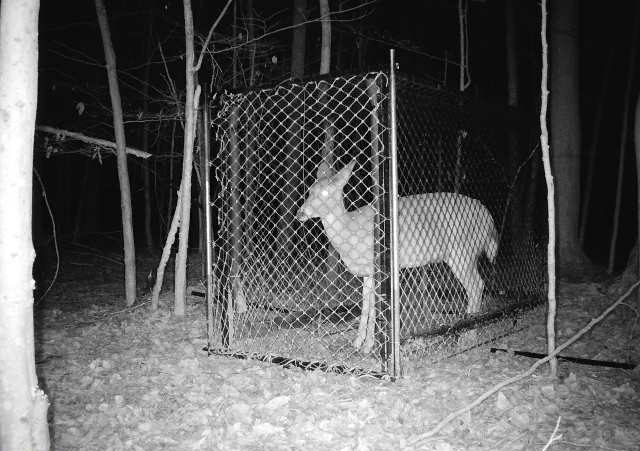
<box><xmin>320</xmin><ymin>203</ymin><xmax>350</xmax><ymax>242</ymax></box>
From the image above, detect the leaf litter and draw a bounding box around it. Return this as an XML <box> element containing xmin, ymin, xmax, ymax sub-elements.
<box><xmin>36</xmin><ymin>254</ymin><xmax>640</xmax><ymax>451</ymax></box>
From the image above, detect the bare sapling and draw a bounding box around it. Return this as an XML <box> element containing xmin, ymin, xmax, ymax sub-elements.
<box><xmin>297</xmin><ymin>160</ymin><xmax>498</xmax><ymax>353</ymax></box>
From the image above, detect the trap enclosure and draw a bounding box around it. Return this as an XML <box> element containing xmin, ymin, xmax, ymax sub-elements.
<box><xmin>205</xmin><ymin>57</ymin><xmax>546</xmax><ymax>377</ymax></box>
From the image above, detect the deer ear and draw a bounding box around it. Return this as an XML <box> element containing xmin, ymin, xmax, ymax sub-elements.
<box><xmin>316</xmin><ymin>161</ymin><xmax>334</xmax><ymax>179</ymax></box>
<box><xmin>334</xmin><ymin>160</ymin><xmax>356</xmax><ymax>187</ymax></box>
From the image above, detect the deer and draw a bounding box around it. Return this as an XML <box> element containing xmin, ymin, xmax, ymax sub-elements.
<box><xmin>297</xmin><ymin>159</ymin><xmax>498</xmax><ymax>354</ymax></box>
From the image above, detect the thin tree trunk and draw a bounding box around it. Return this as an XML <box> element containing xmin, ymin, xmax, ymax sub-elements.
<box><xmin>608</xmin><ymin>5</ymin><xmax>639</xmax><ymax>273</ymax></box>
<box><xmin>540</xmin><ymin>0</ymin><xmax>557</xmax><ymax>377</ymax></box>
<box><xmin>278</xmin><ymin>0</ymin><xmax>307</xmax><ymax>256</ymax></box>
<box><xmin>505</xmin><ymin>0</ymin><xmax>523</xmax><ymax>244</ymax></box>
<box><xmin>247</xmin><ymin>0</ymin><xmax>256</xmax><ymax>86</ymax></box>
<box><xmin>167</xmin><ymin>120</ymin><xmax>177</xmax><ymax>231</ymax></box>
<box><xmin>95</xmin><ymin>0</ymin><xmax>137</xmax><ymax>305</ymax></box>
<box><xmin>232</xmin><ymin>0</ymin><xmax>238</xmax><ymax>89</ymax></box>
<box><xmin>142</xmin><ymin>8</ymin><xmax>155</xmax><ymax>251</ymax></box>
<box><xmin>318</xmin><ymin>0</ymin><xmax>341</xmax><ymax>302</ymax></box>
<box><xmin>0</xmin><ymin>1</ymin><xmax>50</xmax><ymax>450</ymax></box>
<box><xmin>579</xmin><ymin>49</ymin><xmax>613</xmax><ymax>246</ymax></box>
<box><xmin>523</xmin><ymin>147</ymin><xmax>540</xmax><ymax>240</ymax></box>
<box><xmin>550</xmin><ymin>0</ymin><xmax>586</xmax><ymax>272</ymax></box>
<box><xmin>72</xmin><ymin>159</ymin><xmax>91</xmax><ymax>241</ymax></box>
<box><xmin>291</xmin><ymin>0</ymin><xmax>307</xmax><ymax>79</ymax></box>
<box><xmin>635</xmin><ymin>91</ymin><xmax>640</xmax><ymax>307</ymax></box>
<box><xmin>174</xmin><ymin>0</ymin><xmax>199</xmax><ymax>316</ymax></box>
<box><xmin>319</xmin><ymin>0</ymin><xmax>331</xmax><ymax>75</ymax></box>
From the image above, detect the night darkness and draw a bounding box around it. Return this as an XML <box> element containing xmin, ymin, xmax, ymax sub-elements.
<box><xmin>35</xmin><ymin>0</ymin><xmax>640</xmax><ymax>270</ymax></box>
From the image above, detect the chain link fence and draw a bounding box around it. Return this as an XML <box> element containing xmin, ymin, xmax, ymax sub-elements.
<box><xmin>207</xmin><ymin>66</ymin><xmax>546</xmax><ymax>377</ymax></box>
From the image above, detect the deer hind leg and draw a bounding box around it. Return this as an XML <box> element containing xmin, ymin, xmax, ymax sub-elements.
<box><xmin>353</xmin><ymin>276</ymin><xmax>376</xmax><ymax>353</ymax></box>
<box><xmin>448</xmin><ymin>255</ymin><xmax>484</xmax><ymax>315</ymax></box>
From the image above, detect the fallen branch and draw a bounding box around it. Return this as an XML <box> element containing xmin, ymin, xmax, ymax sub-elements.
<box><xmin>37</xmin><ymin>125</ymin><xmax>151</xmax><ymax>159</ymax></box>
<box><xmin>409</xmin><ymin>279</ymin><xmax>640</xmax><ymax>445</ymax></box>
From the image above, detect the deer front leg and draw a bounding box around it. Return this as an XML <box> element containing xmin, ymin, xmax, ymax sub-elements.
<box><xmin>353</xmin><ymin>276</ymin><xmax>376</xmax><ymax>353</ymax></box>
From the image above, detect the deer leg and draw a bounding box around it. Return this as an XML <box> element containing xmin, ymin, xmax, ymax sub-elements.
<box><xmin>464</xmin><ymin>264</ymin><xmax>484</xmax><ymax>313</ymax></box>
<box><xmin>353</xmin><ymin>276</ymin><xmax>375</xmax><ymax>352</ymax></box>
<box><xmin>362</xmin><ymin>276</ymin><xmax>376</xmax><ymax>353</ymax></box>
<box><xmin>448</xmin><ymin>256</ymin><xmax>484</xmax><ymax>314</ymax></box>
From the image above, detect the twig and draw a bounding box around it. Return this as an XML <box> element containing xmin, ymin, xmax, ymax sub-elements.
<box><xmin>541</xmin><ymin>416</ymin><xmax>562</xmax><ymax>451</ymax></box>
<box><xmin>195</xmin><ymin>0</ymin><xmax>234</xmax><ymax>72</ymax></box>
<box><xmin>37</xmin><ymin>125</ymin><xmax>151</xmax><ymax>159</ymax></box>
<box><xmin>33</xmin><ymin>168</ymin><xmax>59</xmax><ymax>305</ymax></box>
<box><xmin>408</xmin><ymin>280</ymin><xmax>640</xmax><ymax>445</ymax></box>
<box><xmin>209</xmin><ymin>0</ymin><xmax>378</xmax><ymax>56</ymax></box>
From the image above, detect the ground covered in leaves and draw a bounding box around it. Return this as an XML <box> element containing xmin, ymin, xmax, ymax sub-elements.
<box><xmin>36</xmin><ymin>251</ymin><xmax>640</xmax><ymax>451</ymax></box>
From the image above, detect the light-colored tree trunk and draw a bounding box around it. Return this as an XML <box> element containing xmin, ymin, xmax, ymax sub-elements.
<box><xmin>550</xmin><ymin>0</ymin><xmax>587</xmax><ymax>272</ymax></box>
<box><xmin>95</xmin><ymin>0</ymin><xmax>137</xmax><ymax>305</ymax></box>
<box><xmin>540</xmin><ymin>0</ymin><xmax>557</xmax><ymax>378</ymax></box>
<box><xmin>174</xmin><ymin>0</ymin><xmax>199</xmax><ymax>316</ymax></box>
<box><xmin>0</xmin><ymin>1</ymin><xmax>51</xmax><ymax>450</ymax></box>
<box><xmin>319</xmin><ymin>0</ymin><xmax>331</xmax><ymax>75</ymax></box>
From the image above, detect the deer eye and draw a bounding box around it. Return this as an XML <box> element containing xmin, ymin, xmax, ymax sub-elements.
<box><xmin>320</xmin><ymin>189</ymin><xmax>329</xmax><ymax>197</ymax></box>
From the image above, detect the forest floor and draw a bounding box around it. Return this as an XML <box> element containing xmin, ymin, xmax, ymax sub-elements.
<box><xmin>36</xmin><ymin>248</ymin><xmax>640</xmax><ymax>451</ymax></box>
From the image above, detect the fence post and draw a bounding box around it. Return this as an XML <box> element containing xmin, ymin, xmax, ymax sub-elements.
<box><xmin>387</xmin><ymin>50</ymin><xmax>402</xmax><ymax>377</ymax></box>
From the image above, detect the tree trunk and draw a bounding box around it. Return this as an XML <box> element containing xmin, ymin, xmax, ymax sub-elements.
<box><xmin>635</xmin><ymin>83</ymin><xmax>640</xmax><ymax>307</ymax></box>
<box><xmin>608</xmin><ymin>5</ymin><xmax>640</xmax><ymax>273</ymax></box>
<box><xmin>540</xmin><ymin>0</ymin><xmax>558</xmax><ymax>377</ymax></box>
<box><xmin>95</xmin><ymin>0</ymin><xmax>137</xmax><ymax>305</ymax></box>
<box><xmin>291</xmin><ymin>0</ymin><xmax>307</xmax><ymax>79</ymax></box>
<box><xmin>277</xmin><ymin>0</ymin><xmax>307</xmax><ymax>256</ymax></box>
<box><xmin>318</xmin><ymin>0</ymin><xmax>342</xmax><ymax>301</ymax></box>
<box><xmin>319</xmin><ymin>0</ymin><xmax>331</xmax><ymax>75</ymax></box>
<box><xmin>174</xmin><ymin>0</ymin><xmax>199</xmax><ymax>316</ymax></box>
<box><xmin>614</xmin><ymin>90</ymin><xmax>640</xmax><ymax>298</ymax></box>
<box><xmin>142</xmin><ymin>8</ymin><xmax>155</xmax><ymax>252</ymax></box>
<box><xmin>550</xmin><ymin>0</ymin><xmax>587</xmax><ymax>272</ymax></box>
<box><xmin>0</xmin><ymin>1</ymin><xmax>51</xmax><ymax>450</ymax></box>
<box><xmin>505</xmin><ymin>0</ymin><xmax>524</xmax><ymax>244</ymax></box>
<box><xmin>579</xmin><ymin>49</ymin><xmax>613</xmax><ymax>246</ymax></box>
<box><xmin>247</xmin><ymin>0</ymin><xmax>256</xmax><ymax>86</ymax></box>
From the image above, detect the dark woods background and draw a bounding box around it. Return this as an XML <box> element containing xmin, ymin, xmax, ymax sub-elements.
<box><xmin>33</xmin><ymin>0</ymin><xmax>640</xmax><ymax>273</ymax></box>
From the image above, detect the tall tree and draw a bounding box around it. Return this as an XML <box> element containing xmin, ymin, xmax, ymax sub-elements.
<box><xmin>291</xmin><ymin>0</ymin><xmax>307</xmax><ymax>79</ymax></box>
<box><xmin>0</xmin><ymin>0</ymin><xmax>51</xmax><ymax>449</ymax></box>
<box><xmin>319</xmin><ymin>0</ymin><xmax>331</xmax><ymax>75</ymax></box>
<box><xmin>278</xmin><ymin>0</ymin><xmax>307</xmax><ymax>252</ymax></box>
<box><xmin>174</xmin><ymin>0</ymin><xmax>199</xmax><ymax>316</ymax></box>
<box><xmin>95</xmin><ymin>0</ymin><xmax>137</xmax><ymax>305</ymax></box>
<box><xmin>550</xmin><ymin>0</ymin><xmax>587</xmax><ymax>271</ymax></box>
<box><xmin>505</xmin><ymin>0</ymin><xmax>524</xmax><ymax>242</ymax></box>
<box><xmin>141</xmin><ymin>4</ymin><xmax>155</xmax><ymax>252</ymax></box>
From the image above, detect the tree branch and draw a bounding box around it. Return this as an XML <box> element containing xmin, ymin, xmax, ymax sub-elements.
<box><xmin>37</xmin><ymin>125</ymin><xmax>151</xmax><ymax>159</ymax></box>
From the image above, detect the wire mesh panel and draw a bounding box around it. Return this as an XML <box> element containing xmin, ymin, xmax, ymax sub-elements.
<box><xmin>211</xmin><ymin>72</ymin><xmax>394</xmax><ymax>374</ymax></box>
<box><xmin>208</xmin><ymin>64</ymin><xmax>546</xmax><ymax>376</ymax></box>
<box><xmin>392</xmin><ymin>74</ymin><xmax>546</xmax><ymax>362</ymax></box>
